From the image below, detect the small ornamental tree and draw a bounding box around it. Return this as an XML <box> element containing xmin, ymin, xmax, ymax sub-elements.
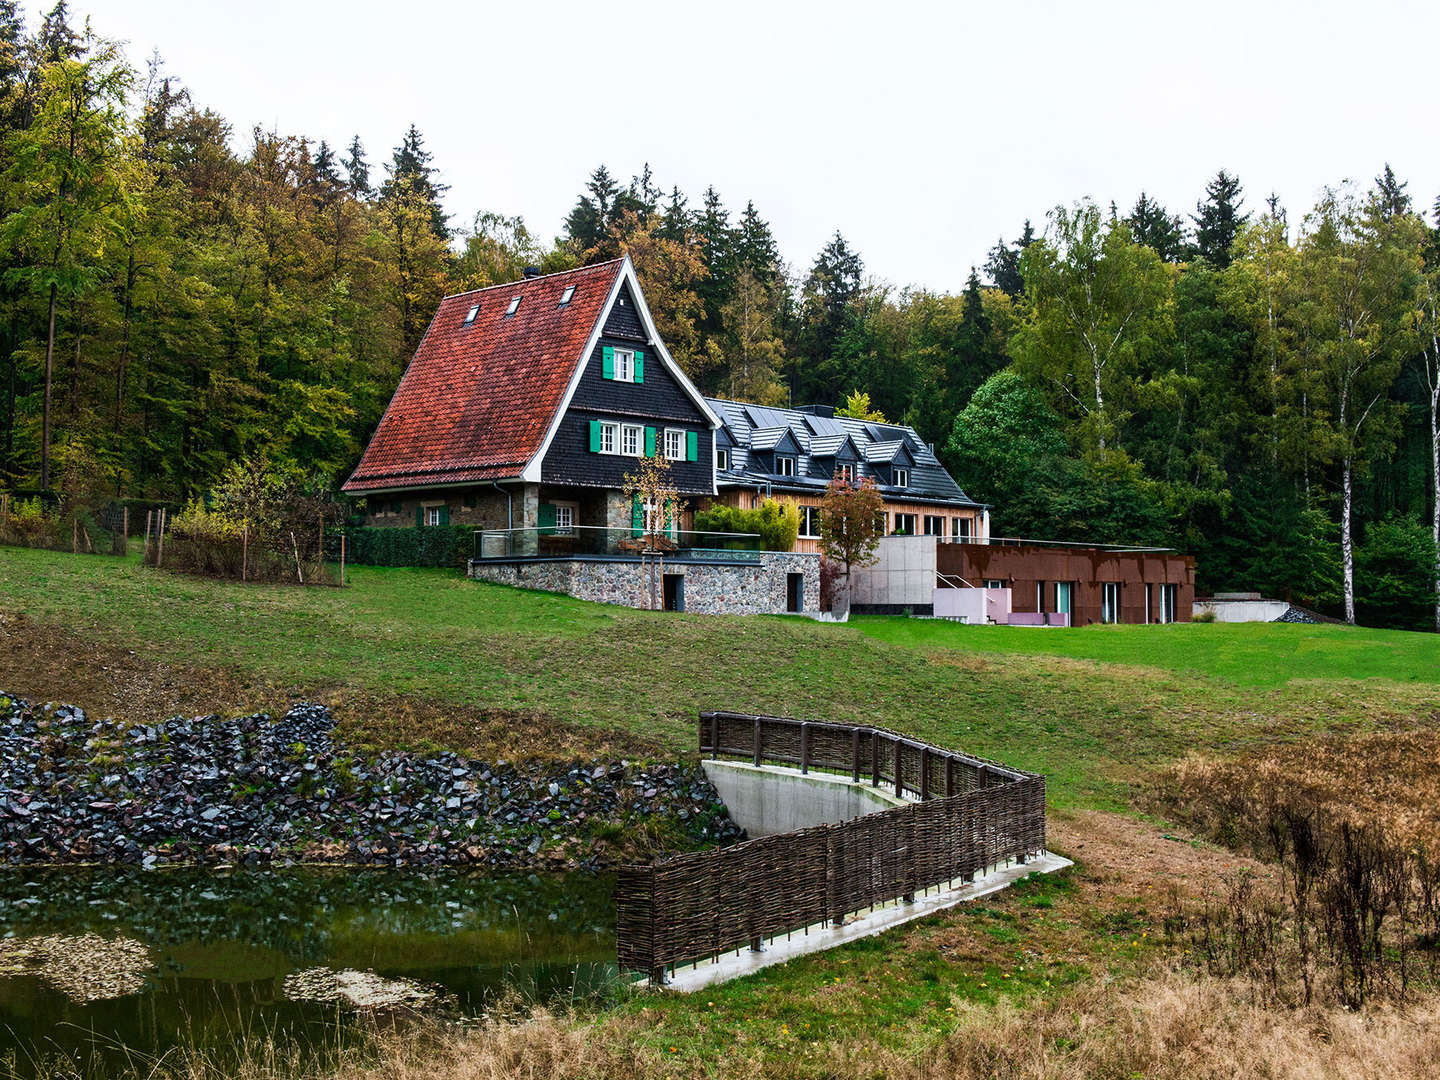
<box><xmin>622</xmin><ymin>450</ymin><xmax>687</xmax><ymax>608</ymax></box>
<box><xmin>818</xmin><ymin>475</ymin><xmax>885</xmax><ymax>601</ymax></box>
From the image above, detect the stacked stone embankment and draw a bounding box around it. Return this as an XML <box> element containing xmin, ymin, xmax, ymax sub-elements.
<box><xmin>0</xmin><ymin>693</ymin><xmax>739</xmax><ymax>868</ymax></box>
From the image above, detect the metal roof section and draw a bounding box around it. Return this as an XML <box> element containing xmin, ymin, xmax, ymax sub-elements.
<box><xmin>863</xmin><ymin>440</ymin><xmax>914</xmax><ymax>465</ymax></box>
<box><xmin>749</xmin><ymin>426</ymin><xmax>800</xmax><ymax>453</ymax></box>
<box><xmin>702</xmin><ymin>395</ymin><xmax>980</xmax><ymax>507</ymax></box>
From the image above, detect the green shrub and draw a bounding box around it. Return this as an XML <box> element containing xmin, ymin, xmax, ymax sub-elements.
<box><xmin>694</xmin><ymin>498</ymin><xmax>799</xmax><ymax>552</ymax></box>
<box><xmin>340</xmin><ymin>525</ymin><xmax>473</xmax><ymax>568</ymax></box>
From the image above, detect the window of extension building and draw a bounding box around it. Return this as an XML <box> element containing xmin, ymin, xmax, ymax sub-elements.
<box><xmin>923</xmin><ymin>515</ymin><xmax>944</xmax><ymax>535</ymax></box>
<box><xmin>1054</xmin><ymin>581</ymin><xmax>1072</xmax><ymax>616</ymax></box>
<box><xmin>893</xmin><ymin>512</ymin><xmax>917</xmax><ymax>535</ymax></box>
<box><xmin>953</xmin><ymin>516</ymin><xmax>972</xmax><ymax>541</ymax></box>
<box><xmin>798</xmin><ymin>506</ymin><xmax>820</xmax><ymax>538</ymax></box>
<box><xmin>1102</xmin><ymin>582</ymin><xmax>1121</xmax><ymax>623</ymax></box>
<box><xmin>1159</xmin><ymin>583</ymin><xmax>1177</xmax><ymax>623</ymax></box>
<box><xmin>984</xmin><ymin>579</ymin><xmax>1006</xmax><ymax>590</ymax></box>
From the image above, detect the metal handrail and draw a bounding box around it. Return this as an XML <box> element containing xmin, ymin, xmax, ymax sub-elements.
<box><xmin>937</xmin><ymin>535</ymin><xmax>1174</xmax><ymax>553</ymax></box>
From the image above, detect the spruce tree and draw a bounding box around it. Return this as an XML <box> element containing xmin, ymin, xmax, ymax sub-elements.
<box><xmin>1192</xmin><ymin>169</ymin><xmax>1248</xmax><ymax>268</ymax></box>
<box><xmin>1374</xmin><ymin>163</ymin><xmax>1411</xmax><ymax>221</ymax></box>
<box><xmin>734</xmin><ymin>201</ymin><xmax>781</xmax><ymax>290</ymax></box>
<box><xmin>37</xmin><ymin>1</ymin><xmax>80</xmax><ymax>62</ymax></box>
<box><xmin>382</xmin><ymin>124</ymin><xmax>448</xmax><ymax>239</ymax></box>
<box><xmin>563</xmin><ymin>164</ymin><xmax>619</xmax><ymax>253</ymax></box>
<box><xmin>1125</xmin><ymin>191</ymin><xmax>1188</xmax><ymax>262</ymax></box>
<box><xmin>984</xmin><ymin>220</ymin><xmax>1034</xmax><ymax>296</ymax></box>
<box><xmin>342</xmin><ymin>135</ymin><xmax>370</xmax><ymax>197</ymax></box>
<box><xmin>656</xmin><ymin>185</ymin><xmax>690</xmax><ymax>242</ymax></box>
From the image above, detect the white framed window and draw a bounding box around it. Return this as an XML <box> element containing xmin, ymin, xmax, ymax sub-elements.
<box><xmin>798</xmin><ymin>506</ymin><xmax>820</xmax><ymax>538</ymax></box>
<box><xmin>1158</xmin><ymin>583</ymin><xmax>1177</xmax><ymax>624</ymax></box>
<box><xmin>892</xmin><ymin>467</ymin><xmax>909</xmax><ymax>488</ymax></box>
<box><xmin>424</xmin><ymin>506</ymin><xmax>443</xmax><ymax>527</ymax></box>
<box><xmin>554</xmin><ymin>502</ymin><xmax>576</xmax><ymax>535</ymax></box>
<box><xmin>613</xmin><ymin>348</ymin><xmax>635</xmax><ymax>383</ymax></box>
<box><xmin>984</xmin><ymin>579</ymin><xmax>1006</xmax><ymax>590</ymax></box>
<box><xmin>893</xmin><ymin>513</ymin><xmax>917</xmax><ymax>535</ymax></box>
<box><xmin>953</xmin><ymin>516</ymin><xmax>972</xmax><ymax>541</ymax></box>
<box><xmin>923</xmin><ymin>515</ymin><xmax>944</xmax><ymax>536</ymax></box>
<box><xmin>1102</xmin><ymin>582</ymin><xmax>1121</xmax><ymax>624</ymax></box>
<box><xmin>600</xmin><ymin>422</ymin><xmax>618</xmax><ymax>454</ymax></box>
<box><xmin>1055</xmin><ymin>581</ymin><xmax>1072</xmax><ymax>616</ymax></box>
<box><xmin>621</xmin><ymin>423</ymin><xmax>642</xmax><ymax>456</ymax></box>
<box><xmin>664</xmin><ymin>428</ymin><xmax>685</xmax><ymax>461</ymax></box>
<box><xmin>836</xmin><ymin>463</ymin><xmax>855</xmax><ymax>484</ymax></box>
<box><xmin>716</xmin><ymin>448</ymin><xmax>729</xmax><ymax>471</ymax></box>
<box><xmin>559</xmin><ymin>285</ymin><xmax>575</xmax><ymax>305</ymax></box>
<box><xmin>776</xmin><ymin>455</ymin><xmax>795</xmax><ymax>477</ymax></box>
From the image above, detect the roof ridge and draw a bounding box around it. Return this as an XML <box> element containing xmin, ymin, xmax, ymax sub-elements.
<box><xmin>441</xmin><ymin>257</ymin><xmax>626</xmax><ymax>302</ymax></box>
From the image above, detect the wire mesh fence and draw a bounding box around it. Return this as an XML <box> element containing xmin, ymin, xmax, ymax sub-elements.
<box><xmin>0</xmin><ymin>495</ymin><xmax>138</xmax><ymax>556</ymax></box>
<box><xmin>141</xmin><ymin>507</ymin><xmax>349</xmax><ymax>586</ymax></box>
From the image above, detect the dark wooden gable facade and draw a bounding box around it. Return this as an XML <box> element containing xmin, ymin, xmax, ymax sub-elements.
<box><xmin>540</xmin><ymin>280</ymin><xmax>714</xmax><ymax>495</ymax></box>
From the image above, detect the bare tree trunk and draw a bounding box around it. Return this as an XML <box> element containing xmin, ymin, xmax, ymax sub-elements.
<box><xmin>1431</xmin><ymin>387</ymin><xmax>1439</xmax><ymax>633</ymax></box>
<box><xmin>1342</xmin><ymin>458</ymin><xmax>1355</xmax><ymax>625</ymax></box>
<box><xmin>41</xmin><ymin>281</ymin><xmax>57</xmax><ymax>489</ymax></box>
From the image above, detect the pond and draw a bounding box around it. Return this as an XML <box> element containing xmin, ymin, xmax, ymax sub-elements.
<box><xmin>0</xmin><ymin>866</ymin><xmax>617</xmax><ymax>1076</ymax></box>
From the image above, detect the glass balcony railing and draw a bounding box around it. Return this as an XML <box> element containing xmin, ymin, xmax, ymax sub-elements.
<box><xmin>472</xmin><ymin>525</ymin><xmax>766</xmax><ymax>561</ymax></box>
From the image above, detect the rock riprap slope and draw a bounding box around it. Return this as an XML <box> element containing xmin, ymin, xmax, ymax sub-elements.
<box><xmin>0</xmin><ymin>693</ymin><xmax>740</xmax><ymax>867</ymax></box>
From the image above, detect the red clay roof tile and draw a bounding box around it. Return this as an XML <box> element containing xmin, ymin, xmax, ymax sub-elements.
<box><xmin>342</xmin><ymin>259</ymin><xmax>624</xmax><ymax>494</ymax></box>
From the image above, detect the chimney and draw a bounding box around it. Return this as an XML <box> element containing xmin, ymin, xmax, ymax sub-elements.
<box><xmin>522</xmin><ymin>265</ymin><xmax>541</xmax><ymax>279</ymax></box>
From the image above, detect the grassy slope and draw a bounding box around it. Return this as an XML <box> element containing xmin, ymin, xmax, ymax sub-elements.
<box><xmin>6</xmin><ymin>545</ymin><xmax>1440</xmax><ymax>1077</ymax></box>
<box><xmin>3</xmin><ymin>546</ymin><xmax>1438</xmax><ymax>810</ymax></box>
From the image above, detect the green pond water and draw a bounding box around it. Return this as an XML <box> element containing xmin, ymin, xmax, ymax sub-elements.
<box><xmin>0</xmin><ymin>866</ymin><xmax>617</xmax><ymax>1076</ymax></box>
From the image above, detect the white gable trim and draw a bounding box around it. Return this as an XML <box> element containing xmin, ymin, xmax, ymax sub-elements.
<box><xmin>520</xmin><ymin>255</ymin><xmax>721</xmax><ymax>490</ymax></box>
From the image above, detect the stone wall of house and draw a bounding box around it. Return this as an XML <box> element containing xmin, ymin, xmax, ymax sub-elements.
<box><xmin>468</xmin><ymin>551</ymin><xmax>820</xmax><ymax>616</ymax></box>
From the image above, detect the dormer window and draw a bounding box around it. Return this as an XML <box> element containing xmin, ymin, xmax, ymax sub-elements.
<box><xmin>463</xmin><ymin>303</ymin><xmax>479</xmax><ymax>325</ymax></box>
<box><xmin>893</xmin><ymin>467</ymin><xmax>909</xmax><ymax>488</ymax></box>
<box><xmin>505</xmin><ymin>296</ymin><xmax>521</xmax><ymax>317</ymax></box>
<box><xmin>716</xmin><ymin>448</ymin><xmax>729</xmax><ymax>471</ymax></box>
<box><xmin>776</xmin><ymin>456</ymin><xmax>795</xmax><ymax>477</ymax></box>
<box><xmin>559</xmin><ymin>286</ymin><xmax>575</xmax><ymax>306</ymax></box>
<box><xmin>836</xmin><ymin>463</ymin><xmax>855</xmax><ymax>484</ymax></box>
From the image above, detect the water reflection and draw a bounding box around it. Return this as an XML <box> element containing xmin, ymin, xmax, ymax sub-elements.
<box><xmin>0</xmin><ymin>866</ymin><xmax>616</xmax><ymax>1075</ymax></box>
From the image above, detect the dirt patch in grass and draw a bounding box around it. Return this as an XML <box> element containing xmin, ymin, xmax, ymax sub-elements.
<box><xmin>0</xmin><ymin>612</ymin><xmax>653</xmax><ymax>763</ymax></box>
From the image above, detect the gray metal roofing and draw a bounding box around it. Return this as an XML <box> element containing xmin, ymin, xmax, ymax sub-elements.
<box><xmin>706</xmin><ymin>396</ymin><xmax>980</xmax><ymax>507</ymax></box>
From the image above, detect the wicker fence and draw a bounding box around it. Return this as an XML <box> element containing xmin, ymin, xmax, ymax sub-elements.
<box><xmin>616</xmin><ymin>712</ymin><xmax>1047</xmax><ymax>983</ymax></box>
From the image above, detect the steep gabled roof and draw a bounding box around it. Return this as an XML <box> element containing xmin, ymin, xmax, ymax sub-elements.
<box><xmin>343</xmin><ymin>260</ymin><xmax>625</xmax><ymax>494</ymax></box>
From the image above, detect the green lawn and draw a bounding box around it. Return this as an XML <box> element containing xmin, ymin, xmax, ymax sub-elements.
<box><xmin>3</xmin><ymin>545</ymin><xmax>1438</xmax><ymax>810</ymax></box>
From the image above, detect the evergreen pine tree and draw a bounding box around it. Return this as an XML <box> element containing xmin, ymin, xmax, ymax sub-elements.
<box><xmin>342</xmin><ymin>135</ymin><xmax>370</xmax><ymax>197</ymax></box>
<box><xmin>1374</xmin><ymin>163</ymin><xmax>1411</xmax><ymax>220</ymax></box>
<box><xmin>563</xmin><ymin>164</ymin><xmax>620</xmax><ymax>252</ymax></box>
<box><xmin>656</xmin><ymin>185</ymin><xmax>689</xmax><ymax>242</ymax></box>
<box><xmin>382</xmin><ymin>124</ymin><xmax>448</xmax><ymax>238</ymax></box>
<box><xmin>984</xmin><ymin>220</ymin><xmax>1034</xmax><ymax>296</ymax></box>
<box><xmin>37</xmin><ymin>1</ymin><xmax>80</xmax><ymax>62</ymax></box>
<box><xmin>734</xmin><ymin>200</ymin><xmax>781</xmax><ymax>289</ymax></box>
<box><xmin>1192</xmin><ymin>169</ymin><xmax>1248</xmax><ymax>268</ymax></box>
<box><xmin>1125</xmin><ymin>191</ymin><xmax>1188</xmax><ymax>261</ymax></box>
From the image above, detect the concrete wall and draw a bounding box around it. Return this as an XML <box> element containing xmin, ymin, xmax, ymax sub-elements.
<box><xmin>701</xmin><ymin>760</ymin><xmax>907</xmax><ymax>836</ymax></box>
<box><xmin>1194</xmin><ymin>598</ymin><xmax>1291</xmax><ymax>622</ymax></box>
<box><xmin>468</xmin><ymin>551</ymin><xmax>820</xmax><ymax>615</ymax></box>
<box><xmin>849</xmin><ymin>535</ymin><xmax>937</xmax><ymax>614</ymax></box>
<box><xmin>933</xmin><ymin>587</ymin><xmax>988</xmax><ymax>623</ymax></box>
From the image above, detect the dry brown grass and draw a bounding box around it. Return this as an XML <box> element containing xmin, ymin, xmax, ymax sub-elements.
<box><xmin>1155</xmin><ymin>729</ymin><xmax>1440</xmax><ymax>851</ymax></box>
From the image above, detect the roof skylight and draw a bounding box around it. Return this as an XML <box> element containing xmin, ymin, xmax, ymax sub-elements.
<box><xmin>463</xmin><ymin>303</ymin><xmax>479</xmax><ymax>324</ymax></box>
<box><xmin>505</xmin><ymin>296</ymin><xmax>522</xmax><ymax>317</ymax></box>
<box><xmin>559</xmin><ymin>285</ymin><xmax>575</xmax><ymax>305</ymax></box>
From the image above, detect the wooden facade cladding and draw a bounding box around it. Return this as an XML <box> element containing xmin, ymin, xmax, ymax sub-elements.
<box><xmin>936</xmin><ymin>543</ymin><xmax>1195</xmax><ymax>625</ymax></box>
<box><xmin>707</xmin><ymin>489</ymin><xmax>985</xmax><ymax>555</ymax></box>
<box><xmin>539</xmin><ymin>316</ymin><xmax>714</xmax><ymax>496</ymax></box>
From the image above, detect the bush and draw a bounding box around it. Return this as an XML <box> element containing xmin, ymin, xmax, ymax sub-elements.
<box><xmin>339</xmin><ymin>525</ymin><xmax>473</xmax><ymax>568</ymax></box>
<box><xmin>693</xmin><ymin>498</ymin><xmax>799</xmax><ymax>552</ymax></box>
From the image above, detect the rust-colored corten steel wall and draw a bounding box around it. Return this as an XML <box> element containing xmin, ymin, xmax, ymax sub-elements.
<box><xmin>936</xmin><ymin>543</ymin><xmax>1195</xmax><ymax>626</ymax></box>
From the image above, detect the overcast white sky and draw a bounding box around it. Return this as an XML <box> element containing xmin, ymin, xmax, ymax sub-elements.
<box><xmin>70</xmin><ymin>0</ymin><xmax>1440</xmax><ymax>293</ymax></box>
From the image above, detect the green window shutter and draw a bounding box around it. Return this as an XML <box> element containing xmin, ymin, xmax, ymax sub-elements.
<box><xmin>634</xmin><ymin>350</ymin><xmax>644</xmax><ymax>382</ymax></box>
<box><xmin>589</xmin><ymin>419</ymin><xmax>602</xmax><ymax>452</ymax></box>
<box><xmin>537</xmin><ymin>502</ymin><xmax>556</xmax><ymax>535</ymax></box>
<box><xmin>686</xmin><ymin>431</ymin><xmax>698</xmax><ymax>462</ymax></box>
<box><xmin>602</xmin><ymin>346</ymin><xmax>614</xmax><ymax>379</ymax></box>
<box><xmin>439</xmin><ymin>505</ymin><xmax>451</xmax><ymax>525</ymax></box>
<box><xmin>645</xmin><ymin>426</ymin><xmax>657</xmax><ymax>456</ymax></box>
<box><xmin>631</xmin><ymin>494</ymin><xmax>643</xmax><ymax>538</ymax></box>
<box><xmin>415</xmin><ymin>504</ymin><xmax>424</xmax><ymax>528</ymax></box>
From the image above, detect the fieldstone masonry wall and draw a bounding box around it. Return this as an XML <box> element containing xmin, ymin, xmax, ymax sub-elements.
<box><xmin>469</xmin><ymin>551</ymin><xmax>820</xmax><ymax>615</ymax></box>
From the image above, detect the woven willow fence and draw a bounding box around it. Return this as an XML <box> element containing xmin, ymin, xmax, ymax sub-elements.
<box><xmin>616</xmin><ymin>712</ymin><xmax>1046</xmax><ymax>983</ymax></box>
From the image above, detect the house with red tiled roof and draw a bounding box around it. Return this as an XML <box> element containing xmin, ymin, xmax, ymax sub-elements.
<box><xmin>344</xmin><ymin>256</ymin><xmax>722</xmax><ymax>541</ymax></box>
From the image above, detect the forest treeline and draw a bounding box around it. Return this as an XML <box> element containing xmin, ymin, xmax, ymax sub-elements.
<box><xmin>2</xmin><ymin>3</ymin><xmax>1439</xmax><ymax>629</ymax></box>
